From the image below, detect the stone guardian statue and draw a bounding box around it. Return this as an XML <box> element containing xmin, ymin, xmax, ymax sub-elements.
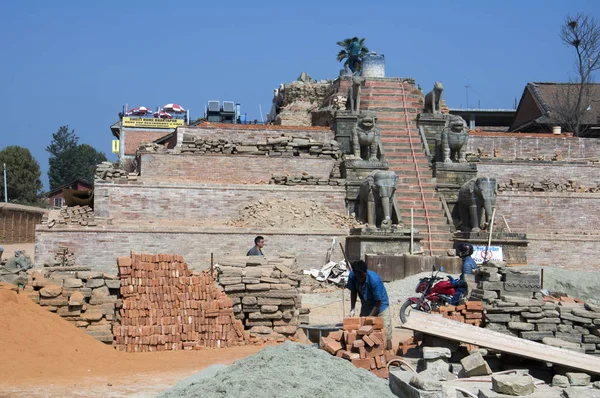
<box><xmin>423</xmin><ymin>81</ymin><xmax>443</xmax><ymax>114</ymax></box>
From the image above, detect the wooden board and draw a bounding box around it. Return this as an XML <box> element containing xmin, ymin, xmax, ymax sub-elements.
<box><xmin>402</xmin><ymin>311</ymin><xmax>600</xmax><ymax>375</ymax></box>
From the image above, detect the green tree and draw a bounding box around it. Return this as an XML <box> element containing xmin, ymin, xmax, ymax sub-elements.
<box><xmin>0</xmin><ymin>146</ymin><xmax>43</xmax><ymax>205</ymax></box>
<box><xmin>336</xmin><ymin>37</ymin><xmax>369</xmax><ymax>71</ymax></box>
<box><xmin>46</xmin><ymin>125</ymin><xmax>107</xmax><ymax>189</ymax></box>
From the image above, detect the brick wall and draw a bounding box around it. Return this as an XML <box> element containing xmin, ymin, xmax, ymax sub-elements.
<box><xmin>497</xmin><ymin>192</ymin><xmax>600</xmax><ymax>232</ymax></box>
<box><xmin>35</xmin><ymin>226</ymin><xmax>348</xmax><ymax>273</ymax></box>
<box><xmin>139</xmin><ymin>153</ymin><xmax>337</xmax><ymax>183</ymax></box>
<box><xmin>94</xmin><ymin>183</ymin><xmax>347</xmax><ymax>221</ymax></box>
<box><xmin>177</xmin><ymin>126</ymin><xmax>334</xmax><ymax>147</ymax></box>
<box><xmin>477</xmin><ymin>162</ymin><xmax>600</xmax><ymax>186</ymax></box>
<box><xmin>0</xmin><ymin>203</ymin><xmax>46</xmax><ymax>244</ymax></box>
<box><xmin>526</xmin><ymin>234</ymin><xmax>600</xmax><ymax>270</ymax></box>
<box><xmin>468</xmin><ymin>134</ymin><xmax>600</xmax><ymax>160</ymax></box>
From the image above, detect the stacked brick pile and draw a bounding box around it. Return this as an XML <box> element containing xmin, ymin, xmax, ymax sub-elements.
<box><xmin>320</xmin><ymin>317</ymin><xmax>390</xmax><ymax>379</ymax></box>
<box><xmin>26</xmin><ymin>266</ymin><xmax>121</xmax><ymax>343</ymax></box>
<box><xmin>471</xmin><ymin>263</ymin><xmax>600</xmax><ymax>354</ymax></box>
<box><xmin>95</xmin><ymin>162</ymin><xmax>138</xmax><ymax>181</ymax></box>
<box><xmin>179</xmin><ymin>136</ymin><xmax>341</xmax><ymax>159</ymax></box>
<box><xmin>432</xmin><ymin>301</ymin><xmax>484</xmax><ymax>327</ymax></box>
<box><xmin>114</xmin><ymin>253</ymin><xmax>246</xmax><ymax>352</ymax></box>
<box><xmin>42</xmin><ymin>244</ymin><xmax>76</xmax><ymax>267</ymax></box>
<box><xmin>56</xmin><ymin>205</ymin><xmax>96</xmax><ymax>226</ymax></box>
<box><xmin>497</xmin><ymin>178</ymin><xmax>600</xmax><ymax>193</ymax></box>
<box><xmin>270</xmin><ymin>173</ymin><xmax>345</xmax><ymax>186</ymax></box>
<box><xmin>215</xmin><ymin>255</ymin><xmax>307</xmax><ymax>342</ymax></box>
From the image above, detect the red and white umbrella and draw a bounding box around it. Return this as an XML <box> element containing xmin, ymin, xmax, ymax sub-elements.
<box><xmin>163</xmin><ymin>103</ymin><xmax>185</xmax><ymax>113</ymax></box>
<box><xmin>129</xmin><ymin>106</ymin><xmax>153</xmax><ymax>115</ymax></box>
<box><xmin>153</xmin><ymin>111</ymin><xmax>173</xmax><ymax>119</ymax></box>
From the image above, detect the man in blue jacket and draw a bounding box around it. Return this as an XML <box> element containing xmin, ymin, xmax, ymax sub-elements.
<box><xmin>346</xmin><ymin>260</ymin><xmax>392</xmax><ymax>349</ymax></box>
<box><xmin>346</xmin><ymin>37</ymin><xmax>362</xmax><ymax>74</ymax></box>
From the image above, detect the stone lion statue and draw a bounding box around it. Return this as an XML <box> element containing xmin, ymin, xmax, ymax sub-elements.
<box><xmin>440</xmin><ymin>115</ymin><xmax>469</xmax><ymax>163</ymax></box>
<box><xmin>0</xmin><ymin>250</ymin><xmax>33</xmax><ymax>287</ymax></box>
<box><xmin>353</xmin><ymin>112</ymin><xmax>381</xmax><ymax>161</ymax></box>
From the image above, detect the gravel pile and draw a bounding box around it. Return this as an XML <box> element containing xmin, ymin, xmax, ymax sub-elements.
<box><xmin>158</xmin><ymin>341</ymin><xmax>395</xmax><ymax>398</ymax></box>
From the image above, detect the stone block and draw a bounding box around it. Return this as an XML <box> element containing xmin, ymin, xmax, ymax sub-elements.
<box><xmin>219</xmin><ymin>266</ymin><xmax>244</xmax><ymax>276</ymax></box>
<box><xmin>68</xmin><ymin>292</ymin><xmax>85</xmax><ymax>306</ymax></box>
<box><xmin>542</xmin><ymin>310</ymin><xmax>560</xmax><ymax>317</ymax></box>
<box><xmin>572</xmin><ymin>308</ymin><xmax>600</xmax><ymax>320</ymax></box>
<box><xmin>574</xmin><ymin>326</ymin><xmax>590</xmax><ymax>335</ymax></box>
<box><xmin>487</xmin><ymin>306</ymin><xmax>527</xmax><ymax>313</ymax></box>
<box><xmin>542</xmin><ymin>337</ymin><xmax>582</xmax><ymax>351</ymax></box>
<box><xmin>105</xmin><ymin>280</ymin><xmax>120</xmax><ymax>289</ymax></box>
<box><xmin>410</xmin><ymin>375</ymin><xmax>443</xmax><ymax>391</ymax></box>
<box><xmin>485</xmin><ymin>314</ymin><xmax>511</xmax><ymax>323</ymax></box>
<box><xmin>535</xmin><ymin>323</ymin><xmax>557</xmax><ymax>332</ymax></box>
<box><xmin>242</xmin><ymin>296</ymin><xmax>257</xmax><ymax>305</ymax></box>
<box><xmin>566</xmin><ymin>372</ymin><xmax>591</xmax><ymax>386</ymax></box>
<box><xmin>245</xmin><ymin>283</ymin><xmax>276</xmax><ymax>291</ymax></box>
<box><xmin>39</xmin><ymin>284</ymin><xmax>63</xmax><ymax>298</ymax></box>
<box><xmin>551</xmin><ymin>374</ymin><xmax>569</xmax><ymax>387</ymax></box>
<box><xmin>219</xmin><ymin>277</ymin><xmax>243</xmax><ymax>285</ymax></box>
<box><xmin>460</xmin><ymin>352</ymin><xmax>491</xmax><ymax>377</ymax></box>
<box><xmin>491</xmin><ymin>374</ymin><xmax>534</xmax><ymax>396</ymax></box>
<box><xmin>583</xmin><ymin>334</ymin><xmax>600</xmax><ymax>344</ymax></box>
<box><xmin>422</xmin><ymin>347</ymin><xmax>451</xmax><ymax>360</ymax></box>
<box><xmin>242</xmin><ymin>278</ymin><xmax>261</xmax><ymax>284</ymax></box>
<box><xmin>480</xmin><ymin>281</ymin><xmax>504</xmax><ymax>291</ymax></box>
<box><xmin>39</xmin><ymin>297</ymin><xmax>68</xmax><ymax>306</ymax></box>
<box><xmin>521</xmin><ymin>312</ymin><xmax>543</xmax><ymax>319</ymax></box>
<box><xmin>389</xmin><ymin>370</ymin><xmax>447</xmax><ymax>398</ymax></box>
<box><xmin>248</xmin><ymin>326</ymin><xmax>273</xmax><ymax>334</ymax></box>
<box><xmin>85</xmin><ymin>279</ymin><xmax>105</xmax><ymax>288</ymax></box>
<box><xmin>57</xmin><ymin>307</ymin><xmax>82</xmax><ymax>317</ymax></box>
<box><xmin>507</xmin><ymin>322</ymin><xmax>534</xmax><ymax>331</ymax></box>
<box><xmin>248</xmin><ymin>311</ymin><xmax>283</xmax><ymax>320</ymax></box>
<box><xmin>273</xmin><ymin>326</ymin><xmax>297</xmax><ymax>335</ymax></box>
<box><xmin>519</xmin><ymin>331</ymin><xmax>553</xmax><ymax>341</ymax></box>
<box><xmin>554</xmin><ymin>332</ymin><xmax>582</xmax><ymax>343</ymax></box>
<box><xmin>563</xmin><ymin>387</ymin><xmax>598</xmax><ymax>398</ymax></box>
<box><xmin>77</xmin><ymin>271</ymin><xmax>104</xmax><ymax>280</ymax></box>
<box><xmin>63</xmin><ymin>278</ymin><xmax>83</xmax><ymax>288</ymax></box>
<box><xmin>527</xmin><ymin>318</ymin><xmax>561</xmax><ymax>324</ymax></box>
<box><xmin>261</xmin><ymin>305</ymin><xmax>279</xmax><ymax>313</ymax></box>
<box><xmin>224</xmin><ymin>284</ymin><xmax>246</xmax><ymax>292</ymax></box>
<box><xmin>81</xmin><ymin>310</ymin><xmax>103</xmax><ymax>321</ymax></box>
<box><xmin>560</xmin><ymin>313</ymin><xmax>593</xmax><ymax>324</ymax></box>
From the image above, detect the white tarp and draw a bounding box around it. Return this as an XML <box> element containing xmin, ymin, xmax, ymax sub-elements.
<box><xmin>304</xmin><ymin>260</ymin><xmax>349</xmax><ymax>286</ymax></box>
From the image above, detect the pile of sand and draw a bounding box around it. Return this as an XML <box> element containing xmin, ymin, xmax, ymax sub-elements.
<box><xmin>0</xmin><ymin>283</ymin><xmax>121</xmax><ymax>380</ymax></box>
<box><xmin>228</xmin><ymin>199</ymin><xmax>360</xmax><ymax>229</ymax></box>
<box><xmin>158</xmin><ymin>341</ymin><xmax>395</xmax><ymax>398</ymax></box>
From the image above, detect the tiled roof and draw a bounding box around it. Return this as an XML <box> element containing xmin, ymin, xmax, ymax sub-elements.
<box><xmin>529</xmin><ymin>82</ymin><xmax>600</xmax><ymax>126</ymax></box>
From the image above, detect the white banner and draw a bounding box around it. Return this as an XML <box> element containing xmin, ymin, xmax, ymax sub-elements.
<box><xmin>473</xmin><ymin>245</ymin><xmax>503</xmax><ymax>264</ymax></box>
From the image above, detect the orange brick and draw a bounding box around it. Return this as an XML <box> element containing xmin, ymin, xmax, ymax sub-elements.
<box><xmin>455</xmin><ymin>305</ymin><xmax>466</xmax><ymax>311</ymax></box>
<box><xmin>372</xmin><ymin>331</ymin><xmax>384</xmax><ymax>343</ymax></box>
<box><xmin>465</xmin><ymin>312</ymin><xmax>483</xmax><ymax>319</ymax></box>
<box><xmin>359</xmin><ymin>346</ymin><xmax>366</xmax><ymax>359</ymax></box>
<box><xmin>351</xmin><ymin>358</ymin><xmax>371</xmax><ymax>370</ymax></box>
<box><xmin>366</xmin><ymin>345</ymin><xmax>385</xmax><ymax>358</ymax></box>
<box><xmin>375</xmin><ymin>355</ymin><xmax>384</xmax><ymax>369</ymax></box>
<box><xmin>466</xmin><ymin>301</ymin><xmax>484</xmax><ymax>311</ymax></box>
<box><xmin>369</xmin><ymin>358</ymin><xmax>376</xmax><ymax>369</ymax></box>
<box><xmin>357</xmin><ymin>325</ymin><xmax>373</xmax><ymax>336</ymax></box>
<box><xmin>439</xmin><ymin>305</ymin><xmax>456</xmax><ymax>312</ymax></box>
<box><xmin>343</xmin><ymin>317</ymin><xmax>361</xmax><ymax>330</ymax></box>
<box><xmin>371</xmin><ymin>367</ymin><xmax>389</xmax><ymax>379</ymax></box>
<box><xmin>370</xmin><ymin>333</ymin><xmax>383</xmax><ymax>346</ymax></box>
<box><xmin>336</xmin><ymin>350</ymin><xmax>346</xmax><ymax>358</ymax></box>
<box><xmin>118</xmin><ymin>257</ymin><xmax>133</xmax><ymax>267</ymax></box>
<box><xmin>342</xmin><ymin>351</ymin><xmax>360</xmax><ymax>360</ymax></box>
<box><xmin>362</xmin><ymin>334</ymin><xmax>375</xmax><ymax>347</ymax></box>
<box><xmin>346</xmin><ymin>331</ymin><xmax>357</xmax><ymax>346</ymax></box>
<box><xmin>328</xmin><ymin>330</ymin><xmax>343</xmax><ymax>341</ymax></box>
<box><xmin>362</xmin><ymin>316</ymin><xmax>384</xmax><ymax>329</ymax></box>
<box><xmin>353</xmin><ymin>339</ymin><xmax>365</xmax><ymax>348</ymax></box>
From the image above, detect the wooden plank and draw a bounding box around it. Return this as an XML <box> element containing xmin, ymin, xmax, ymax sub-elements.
<box><xmin>402</xmin><ymin>311</ymin><xmax>600</xmax><ymax>375</ymax></box>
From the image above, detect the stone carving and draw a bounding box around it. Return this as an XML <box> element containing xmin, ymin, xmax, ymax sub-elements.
<box><xmin>457</xmin><ymin>177</ymin><xmax>497</xmax><ymax>232</ymax></box>
<box><xmin>346</xmin><ymin>76</ymin><xmax>363</xmax><ymax>114</ymax></box>
<box><xmin>423</xmin><ymin>81</ymin><xmax>443</xmax><ymax>114</ymax></box>
<box><xmin>358</xmin><ymin>170</ymin><xmax>399</xmax><ymax>229</ymax></box>
<box><xmin>0</xmin><ymin>250</ymin><xmax>33</xmax><ymax>287</ymax></box>
<box><xmin>441</xmin><ymin>115</ymin><xmax>469</xmax><ymax>163</ymax></box>
<box><xmin>353</xmin><ymin>112</ymin><xmax>381</xmax><ymax>161</ymax></box>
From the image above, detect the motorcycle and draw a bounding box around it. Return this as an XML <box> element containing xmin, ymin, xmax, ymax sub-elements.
<box><xmin>399</xmin><ymin>266</ymin><xmax>465</xmax><ymax>323</ymax></box>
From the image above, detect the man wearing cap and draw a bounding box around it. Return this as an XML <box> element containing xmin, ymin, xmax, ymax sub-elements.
<box><xmin>346</xmin><ymin>260</ymin><xmax>392</xmax><ymax>349</ymax></box>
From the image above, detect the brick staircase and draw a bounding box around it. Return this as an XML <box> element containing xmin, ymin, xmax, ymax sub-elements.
<box><xmin>359</xmin><ymin>78</ymin><xmax>454</xmax><ymax>256</ymax></box>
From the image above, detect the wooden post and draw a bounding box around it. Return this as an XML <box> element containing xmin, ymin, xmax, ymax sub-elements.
<box><xmin>210</xmin><ymin>252</ymin><xmax>214</xmax><ymax>277</ymax></box>
<box><xmin>410</xmin><ymin>208</ymin><xmax>414</xmax><ymax>255</ymax></box>
<box><xmin>484</xmin><ymin>208</ymin><xmax>497</xmax><ymax>263</ymax></box>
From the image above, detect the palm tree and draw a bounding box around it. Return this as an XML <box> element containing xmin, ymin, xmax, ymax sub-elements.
<box><xmin>336</xmin><ymin>37</ymin><xmax>369</xmax><ymax>71</ymax></box>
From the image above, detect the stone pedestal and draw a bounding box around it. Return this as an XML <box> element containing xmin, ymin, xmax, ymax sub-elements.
<box><xmin>453</xmin><ymin>231</ymin><xmax>529</xmax><ymax>266</ymax></box>
<box><xmin>346</xmin><ymin>228</ymin><xmax>421</xmax><ymax>262</ymax></box>
<box><xmin>341</xmin><ymin>159</ymin><xmax>390</xmax><ymax>215</ymax></box>
<box><xmin>332</xmin><ymin>111</ymin><xmax>357</xmax><ymax>154</ymax></box>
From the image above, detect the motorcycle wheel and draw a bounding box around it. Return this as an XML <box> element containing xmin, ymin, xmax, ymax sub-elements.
<box><xmin>400</xmin><ymin>300</ymin><xmax>420</xmax><ymax>324</ymax></box>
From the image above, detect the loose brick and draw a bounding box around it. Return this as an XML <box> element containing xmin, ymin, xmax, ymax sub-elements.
<box><xmin>351</xmin><ymin>358</ymin><xmax>371</xmax><ymax>370</ymax></box>
<box><xmin>357</xmin><ymin>325</ymin><xmax>373</xmax><ymax>336</ymax></box>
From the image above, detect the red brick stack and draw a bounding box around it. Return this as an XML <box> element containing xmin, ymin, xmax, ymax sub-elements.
<box><xmin>320</xmin><ymin>317</ymin><xmax>390</xmax><ymax>379</ymax></box>
<box><xmin>433</xmin><ymin>301</ymin><xmax>484</xmax><ymax>327</ymax></box>
<box><xmin>114</xmin><ymin>252</ymin><xmax>246</xmax><ymax>352</ymax></box>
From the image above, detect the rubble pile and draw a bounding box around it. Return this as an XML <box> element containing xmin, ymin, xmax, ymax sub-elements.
<box><xmin>114</xmin><ymin>253</ymin><xmax>246</xmax><ymax>352</ymax></box>
<box><xmin>95</xmin><ymin>161</ymin><xmax>138</xmax><ymax>181</ymax></box>
<box><xmin>497</xmin><ymin>178</ymin><xmax>600</xmax><ymax>193</ymax></box>
<box><xmin>42</xmin><ymin>244</ymin><xmax>76</xmax><ymax>267</ymax></box>
<box><xmin>27</xmin><ymin>266</ymin><xmax>121</xmax><ymax>343</ymax></box>
<box><xmin>320</xmin><ymin>317</ymin><xmax>391</xmax><ymax>379</ymax></box>
<box><xmin>474</xmin><ymin>262</ymin><xmax>600</xmax><ymax>355</ymax></box>
<box><xmin>432</xmin><ymin>301</ymin><xmax>485</xmax><ymax>327</ymax></box>
<box><xmin>215</xmin><ymin>255</ymin><xmax>307</xmax><ymax>342</ymax></box>
<box><xmin>273</xmin><ymin>79</ymin><xmax>330</xmax><ymax>126</ymax></box>
<box><xmin>179</xmin><ymin>135</ymin><xmax>342</xmax><ymax>159</ymax></box>
<box><xmin>228</xmin><ymin>198</ymin><xmax>361</xmax><ymax>229</ymax></box>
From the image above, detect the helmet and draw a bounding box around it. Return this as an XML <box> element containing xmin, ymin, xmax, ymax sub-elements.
<box><xmin>456</xmin><ymin>243</ymin><xmax>474</xmax><ymax>258</ymax></box>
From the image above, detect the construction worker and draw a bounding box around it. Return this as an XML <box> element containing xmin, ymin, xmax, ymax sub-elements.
<box><xmin>0</xmin><ymin>244</ymin><xmax>3</xmax><ymax>262</ymax></box>
<box><xmin>456</xmin><ymin>242</ymin><xmax>477</xmax><ymax>301</ymax></box>
<box><xmin>247</xmin><ymin>236</ymin><xmax>265</xmax><ymax>256</ymax></box>
<box><xmin>346</xmin><ymin>260</ymin><xmax>392</xmax><ymax>349</ymax></box>
<box><xmin>346</xmin><ymin>37</ymin><xmax>362</xmax><ymax>74</ymax></box>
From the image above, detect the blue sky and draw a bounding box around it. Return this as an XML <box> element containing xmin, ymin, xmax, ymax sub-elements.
<box><xmin>1</xmin><ymin>0</ymin><xmax>598</xmax><ymax>189</ymax></box>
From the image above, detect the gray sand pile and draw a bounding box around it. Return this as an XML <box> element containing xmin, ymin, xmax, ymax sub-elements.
<box><xmin>159</xmin><ymin>341</ymin><xmax>395</xmax><ymax>398</ymax></box>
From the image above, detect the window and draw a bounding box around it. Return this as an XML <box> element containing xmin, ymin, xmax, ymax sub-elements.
<box><xmin>53</xmin><ymin>197</ymin><xmax>64</xmax><ymax>207</ymax></box>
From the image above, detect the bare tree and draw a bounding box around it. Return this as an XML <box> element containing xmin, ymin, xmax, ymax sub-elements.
<box><xmin>552</xmin><ymin>13</ymin><xmax>600</xmax><ymax>136</ymax></box>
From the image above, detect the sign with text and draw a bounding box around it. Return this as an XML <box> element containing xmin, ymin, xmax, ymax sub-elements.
<box><xmin>112</xmin><ymin>140</ymin><xmax>120</xmax><ymax>154</ymax></box>
<box><xmin>122</xmin><ymin>117</ymin><xmax>185</xmax><ymax>129</ymax></box>
<box><xmin>473</xmin><ymin>245</ymin><xmax>503</xmax><ymax>264</ymax></box>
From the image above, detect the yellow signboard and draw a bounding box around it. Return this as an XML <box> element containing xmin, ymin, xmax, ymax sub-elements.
<box><xmin>112</xmin><ymin>140</ymin><xmax>120</xmax><ymax>154</ymax></box>
<box><xmin>122</xmin><ymin>117</ymin><xmax>185</xmax><ymax>129</ymax></box>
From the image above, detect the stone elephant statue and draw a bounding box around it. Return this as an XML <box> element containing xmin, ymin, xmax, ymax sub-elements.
<box><xmin>358</xmin><ymin>171</ymin><xmax>400</xmax><ymax>229</ymax></box>
<box><xmin>457</xmin><ymin>177</ymin><xmax>497</xmax><ymax>232</ymax></box>
<box><xmin>0</xmin><ymin>250</ymin><xmax>33</xmax><ymax>287</ymax></box>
